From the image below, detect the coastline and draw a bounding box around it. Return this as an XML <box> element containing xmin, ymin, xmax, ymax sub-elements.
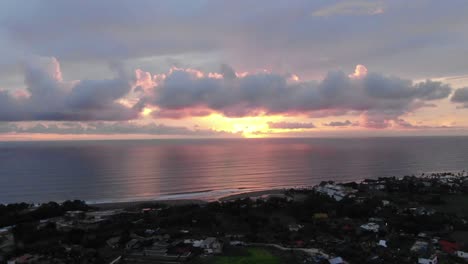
<box><xmin>92</xmin><ymin>188</ymin><xmax>288</xmax><ymax>210</ymax></box>
<box><xmin>93</xmin><ymin>199</ymin><xmax>208</xmax><ymax>210</ymax></box>
<box><xmin>90</xmin><ymin>171</ymin><xmax>468</xmax><ymax>210</ymax></box>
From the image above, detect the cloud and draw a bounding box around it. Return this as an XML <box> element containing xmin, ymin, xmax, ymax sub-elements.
<box><xmin>451</xmin><ymin>87</ymin><xmax>468</xmax><ymax>108</ymax></box>
<box><xmin>349</xmin><ymin>64</ymin><xmax>368</xmax><ymax>79</ymax></box>
<box><xmin>393</xmin><ymin>119</ymin><xmax>458</xmax><ymax>130</ymax></box>
<box><xmin>312</xmin><ymin>1</ymin><xmax>385</xmax><ymax>17</ymax></box>
<box><xmin>142</xmin><ymin>64</ymin><xmax>453</xmax><ymax>128</ymax></box>
<box><xmin>1</xmin><ymin>1</ymin><xmax>468</xmax><ymax>81</ymax></box>
<box><xmin>267</xmin><ymin>121</ymin><xmax>315</xmax><ymax>129</ymax></box>
<box><xmin>152</xmin><ymin>108</ymin><xmax>214</xmax><ymax>119</ymax></box>
<box><xmin>0</xmin><ymin>57</ymin><xmax>141</xmax><ymax>121</ymax></box>
<box><xmin>0</xmin><ymin>61</ymin><xmax>457</xmax><ymax>131</ymax></box>
<box><xmin>323</xmin><ymin>120</ymin><xmax>356</xmax><ymax>127</ymax></box>
<box><xmin>1</xmin><ymin>121</ymin><xmax>232</xmax><ymax>137</ymax></box>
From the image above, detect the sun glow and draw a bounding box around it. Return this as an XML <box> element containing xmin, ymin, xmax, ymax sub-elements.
<box><xmin>142</xmin><ymin>107</ymin><xmax>153</xmax><ymax>116</ymax></box>
<box><xmin>203</xmin><ymin>114</ymin><xmax>282</xmax><ymax>138</ymax></box>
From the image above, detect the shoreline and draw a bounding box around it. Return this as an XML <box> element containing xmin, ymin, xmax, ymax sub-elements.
<box><xmin>93</xmin><ymin>199</ymin><xmax>208</xmax><ymax>210</ymax></box>
<box><xmin>6</xmin><ymin>171</ymin><xmax>466</xmax><ymax>209</ymax></box>
<box><xmin>93</xmin><ymin>188</ymin><xmax>288</xmax><ymax>210</ymax></box>
<box><xmin>90</xmin><ymin>171</ymin><xmax>467</xmax><ymax>210</ymax></box>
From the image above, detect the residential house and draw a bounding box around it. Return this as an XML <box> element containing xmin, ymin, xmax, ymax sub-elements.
<box><xmin>288</xmin><ymin>224</ymin><xmax>304</xmax><ymax>232</ymax></box>
<box><xmin>418</xmin><ymin>255</ymin><xmax>437</xmax><ymax>264</ymax></box>
<box><xmin>328</xmin><ymin>256</ymin><xmax>344</xmax><ymax>264</ymax></box>
<box><xmin>456</xmin><ymin>250</ymin><xmax>468</xmax><ymax>259</ymax></box>
<box><xmin>411</xmin><ymin>241</ymin><xmax>429</xmax><ymax>253</ymax></box>
<box><xmin>198</xmin><ymin>237</ymin><xmax>223</xmax><ymax>254</ymax></box>
<box><xmin>315</xmin><ymin>184</ymin><xmax>356</xmax><ymax>201</ymax></box>
<box><xmin>360</xmin><ymin>222</ymin><xmax>379</xmax><ymax>233</ymax></box>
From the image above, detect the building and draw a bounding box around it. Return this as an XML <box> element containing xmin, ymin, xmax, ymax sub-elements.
<box><xmin>418</xmin><ymin>255</ymin><xmax>437</xmax><ymax>264</ymax></box>
<box><xmin>328</xmin><ymin>256</ymin><xmax>344</xmax><ymax>264</ymax></box>
<box><xmin>314</xmin><ymin>184</ymin><xmax>356</xmax><ymax>201</ymax></box>
<box><xmin>360</xmin><ymin>223</ymin><xmax>379</xmax><ymax>233</ymax></box>
<box><xmin>438</xmin><ymin>240</ymin><xmax>460</xmax><ymax>254</ymax></box>
<box><xmin>411</xmin><ymin>241</ymin><xmax>429</xmax><ymax>253</ymax></box>
<box><xmin>0</xmin><ymin>226</ymin><xmax>14</xmax><ymax>258</ymax></box>
<box><xmin>456</xmin><ymin>250</ymin><xmax>468</xmax><ymax>259</ymax></box>
<box><xmin>288</xmin><ymin>224</ymin><xmax>304</xmax><ymax>232</ymax></box>
<box><xmin>196</xmin><ymin>237</ymin><xmax>223</xmax><ymax>254</ymax></box>
<box><xmin>377</xmin><ymin>240</ymin><xmax>387</xmax><ymax>248</ymax></box>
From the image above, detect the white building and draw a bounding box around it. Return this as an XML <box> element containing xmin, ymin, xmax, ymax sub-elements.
<box><xmin>377</xmin><ymin>240</ymin><xmax>387</xmax><ymax>248</ymax></box>
<box><xmin>193</xmin><ymin>237</ymin><xmax>223</xmax><ymax>254</ymax></box>
<box><xmin>418</xmin><ymin>255</ymin><xmax>437</xmax><ymax>264</ymax></box>
<box><xmin>288</xmin><ymin>224</ymin><xmax>304</xmax><ymax>232</ymax></box>
<box><xmin>457</xmin><ymin>251</ymin><xmax>468</xmax><ymax>259</ymax></box>
<box><xmin>328</xmin><ymin>256</ymin><xmax>344</xmax><ymax>264</ymax></box>
<box><xmin>360</xmin><ymin>222</ymin><xmax>379</xmax><ymax>233</ymax></box>
<box><xmin>315</xmin><ymin>184</ymin><xmax>356</xmax><ymax>201</ymax></box>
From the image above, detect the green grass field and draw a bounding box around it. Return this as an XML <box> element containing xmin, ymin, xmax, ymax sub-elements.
<box><xmin>212</xmin><ymin>248</ymin><xmax>280</xmax><ymax>264</ymax></box>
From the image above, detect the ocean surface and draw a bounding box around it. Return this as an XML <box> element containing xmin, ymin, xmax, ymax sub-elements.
<box><xmin>0</xmin><ymin>137</ymin><xmax>467</xmax><ymax>204</ymax></box>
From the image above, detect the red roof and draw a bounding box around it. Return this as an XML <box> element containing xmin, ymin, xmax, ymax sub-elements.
<box><xmin>439</xmin><ymin>240</ymin><xmax>460</xmax><ymax>254</ymax></box>
<box><xmin>295</xmin><ymin>240</ymin><xmax>305</xmax><ymax>247</ymax></box>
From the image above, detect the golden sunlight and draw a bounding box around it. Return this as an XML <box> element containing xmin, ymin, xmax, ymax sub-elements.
<box><xmin>142</xmin><ymin>107</ymin><xmax>153</xmax><ymax>116</ymax></box>
<box><xmin>203</xmin><ymin>114</ymin><xmax>282</xmax><ymax>138</ymax></box>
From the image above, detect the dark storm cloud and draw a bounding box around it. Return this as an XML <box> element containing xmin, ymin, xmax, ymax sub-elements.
<box><xmin>0</xmin><ymin>57</ymin><xmax>140</xmax><ymax>121</ymax></box>
<box><xmin>267</xmin><ymin>122</ymin><xmax>315</xmax><ymax>129</ymax></box>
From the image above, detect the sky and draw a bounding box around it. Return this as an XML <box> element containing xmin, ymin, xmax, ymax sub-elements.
<box><xmin>1</xmin><ymin>0</ymin><xmax>468</xmax><ymax>140</ymax></box>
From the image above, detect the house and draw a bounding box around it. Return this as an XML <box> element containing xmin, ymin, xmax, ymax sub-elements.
<box><xmin>85</xmin><ymin>209</ymin><xmax>123</xmax><ymax>220</ymax></box>
<box><xmin>418</xmin><ymin>255</ymin><xmax>437</xmax><ymax>264</ymax></box>
<box><xmin>369</xmin><ymin>184</ymin><xmax>386</xmax><ymax>191</ymax></box>
<box><xmin>315</xmin><ymin>184</ymin><xmax>356</xmax><ymax>201</ymax></box>
<box><xmin>413</xmin><ymin>207</ymin><xmax>436</xmax><ymax>216</ymax></box>
<box><xmin>456</xmin><ymin>251</ymin><xmax>468</xmax><ymax>259</ymax></box>
<box><xmin>126</xmin><ymin>239</ymin><xmax>141</xmax><ymax>250</ymax></box>
<box><xmin>328</xmin><ymin>256</ymin><xmax>344</xmax><ymax>264</ymax></box>
<box><xmin>288</xmin><ymin>224</ymin><xmax>304</xmax><ymax>232</ymax></box>
<box><xmin>106</xmin><ymin>236</ymin><xmax>120</xmax><ymax>248</ymax></box>
<box><xmin>360</xmin><ymin>222</ymin><xmax>379</xmax><ymax>233</ymax></box>
<box><xmin>7</xmin><ymin>254</ymin><xmax>41</xmax><ymax>264</ymax></box>
<box><xmin>195</xmin><ymin>237</ymin><xmax>223</xmax><ymax>254</ymax></box>
<box><xmin>65</xmin><ymin>210</ymin><xmax>85</xmax><ymax>219</ymax></box>
<box><xmin>411</xmin><ymin>241</ymin><xmax>429</xmax><ymax>253</ymax></box>
<box><xmin>438</xmin><ymin>240</ymin><xmax>460</xmax><ymax>254</ymax></box>
<box><xmin>0</xmin><ymin>227</ymin><xmax>14</xmax><ymax>256</ymax></box>
<box><xmin>229</xmin><ymin>241</ymin><xmax>246</xmax><ymax>246</ymax></box>
<box><xmin>377</xmin><ymin>240</ymin><xmax>387</xmax><ymax>248</ymax></box>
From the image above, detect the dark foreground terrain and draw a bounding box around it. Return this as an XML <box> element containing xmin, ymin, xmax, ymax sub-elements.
<box><xmin>1</xmin><ymin>172</ymin><xmax>468</xmax><ymax>264</ymax></box>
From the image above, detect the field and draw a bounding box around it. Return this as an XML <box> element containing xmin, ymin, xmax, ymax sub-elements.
<box><xmin>211</xmin><ymin>248</ymin><xmax>280</xmax><ymax>264</ymax></box>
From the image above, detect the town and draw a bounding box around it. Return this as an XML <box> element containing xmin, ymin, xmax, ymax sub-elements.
<box><xmin>1</xmin><ymin>171</ymin><xmax>468</xmax><ymax>264</ymax></box>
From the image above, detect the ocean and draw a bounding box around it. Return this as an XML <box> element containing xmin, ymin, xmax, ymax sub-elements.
<box><xmin>0</xmin><ymin>137</ymin><xmax>467</xmax><ymax>204</ymax></box>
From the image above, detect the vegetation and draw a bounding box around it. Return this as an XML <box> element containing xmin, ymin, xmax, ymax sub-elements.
<box><xmin>0</xmin><ymin>200</ymin><xmax>90</xmax><ymax>228</ymax></box>
<box><xmin>211</xmin><ymin>248</ymin><xmax>280</xmax><ymax>264</ymax></box>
